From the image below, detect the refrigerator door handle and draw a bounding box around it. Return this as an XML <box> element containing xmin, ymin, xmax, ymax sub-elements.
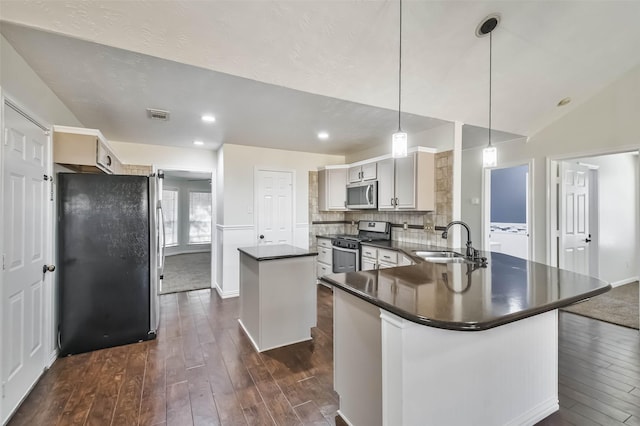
<box><xmin>158</xmin><ymin>205</ymin><xmax>166</xmax><ymax>273</ymax></box>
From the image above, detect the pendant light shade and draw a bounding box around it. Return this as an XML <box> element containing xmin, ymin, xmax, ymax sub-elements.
<box><xmin>482</xmin><ymin>145</ymin><xmax>497</xmax><ymax>167</ymax></box>
<box><xmin>392</xmin><ymin>0</ymin><xmax>408</xmax><ymax>158</ymax></box>
<box><xmin>392</xmin><ymin>132</ymin><xmax>408</xmax><ymax>158</ymax></box>
<box><xmin>478</xmin><ymin>15</ymin><xmax>500</xmax><ymax>168</ymax></box>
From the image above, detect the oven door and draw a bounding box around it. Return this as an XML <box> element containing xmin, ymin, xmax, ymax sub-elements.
<box><xmin>332</xmin><ymin>246</ymin><xmax>360</xmax><ymax>273</ymax></box>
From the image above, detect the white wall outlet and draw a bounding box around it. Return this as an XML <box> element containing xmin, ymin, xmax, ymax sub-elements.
<box><xmin>403</xmin><ymin>222</ymin><xmax>408</xmax><ymax>230</ymax></box>
<box><xmin>424</xmin><ymin>224</ymin><xmax>434</xmax><ymax>231</ymax></box>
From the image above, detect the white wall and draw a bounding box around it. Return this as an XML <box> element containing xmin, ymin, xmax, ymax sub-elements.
<box><xmin>345</xmin><ymin>122</ymin><xmax>454</xmax><ymax>163</ymax></box>
<box><xmin>581</xmin><ymin>153</ymin><xmax>638</xmax><ymax>285</ymax></box>
<box><xmin>110</xmin><ymin>140</ymin><xmax>216</xmax><ymax>172</ymax></box>
<box><xmin>215</xmin><ymin>143</ymin><xmax>344</xmax><ymax>298</ymax></box>
<box><xmin>163</xmin><ymin>177</ymin><xmax>212</xmax><ymax>256</ymax></box>
<box><xmin>221</xmin><ymin>144</ymin><xmax>344</xmax><ymax>226</ymax></box>
<box><xmin>0</xmin><ymin>35</ymin><xmax>82</xmax><ymax>127</ymax></box>
<box><xmin>462</xmin><ymin>63</ymin><xmax>640</xmax><ymax>264</ymax></box>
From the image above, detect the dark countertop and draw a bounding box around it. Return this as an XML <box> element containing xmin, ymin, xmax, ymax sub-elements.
<box><xmin>321</xmin><ymin>247</ymin><xmax>610</xmax><ymax>331</ymax></box>
<box><xmin>238</xmin><ymin>244</ymin><xmax>317</xmax><ymax>261</ymax></box>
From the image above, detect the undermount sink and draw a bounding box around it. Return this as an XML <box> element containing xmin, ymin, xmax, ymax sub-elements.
<box><xmin>413</xmin><ymin>250</ymin><xmax>470</xmax><ymax>263</ymax></box>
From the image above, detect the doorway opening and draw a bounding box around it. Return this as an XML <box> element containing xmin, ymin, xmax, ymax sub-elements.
<box><xmin>160</xmin><ymin>169</ymin><xmax>214</xmax><ymax>294</ymax></box>
<box><xmin>550</xmin><ymin>151</ymin><xmax>639</xmax><ymax>286</ymax></box>
<box><xmin>482</xmin><ymin>162</ymin><xmax>532</xmax><ymax>260</ymax></box>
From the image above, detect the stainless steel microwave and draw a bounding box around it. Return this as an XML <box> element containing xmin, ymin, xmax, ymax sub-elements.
<box><xmin>346</xmin><ymin>181</ymin><xmax>377</xmax><ymax>209</ymax></box>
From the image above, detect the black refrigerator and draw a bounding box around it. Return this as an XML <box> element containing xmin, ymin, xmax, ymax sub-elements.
<box><xmin>57</xmin><ymin>173</ymin><xmax>163</xmax><ymax>356</ymax></box>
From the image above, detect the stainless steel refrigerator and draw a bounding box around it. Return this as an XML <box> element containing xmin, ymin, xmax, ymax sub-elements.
<box><xmin>57</xmin><ymin>173</ymin><xmax>164</xmax><ymax>356</ymax></box>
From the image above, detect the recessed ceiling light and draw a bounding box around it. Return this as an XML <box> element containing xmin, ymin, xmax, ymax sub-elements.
<box><xmin>318</xmin><ymin>132</ymin><xmax>329</xmax><ymax>140</ymax></box>
<box><xmin>201</xmin><ymin>115</ymin><xmax>216</xmax><ymax>123</ymax></box>
<box><xmin>557</xmin><ymin>97</ymin><xmax>572</xmax><ymax>107</ymax></box>
<box><xmin>193</xmin><ymin>140</ymin><xmax>204</xmax><ymax>146</ymax></box>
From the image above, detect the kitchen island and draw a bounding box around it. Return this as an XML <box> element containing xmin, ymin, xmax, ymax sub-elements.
<box><xmin>238</xmin><ymin>244</ymin><xmax>317</xmax><ymax>352</ymax></box>
<box><xmin>320</xmin><ymin>250</ymin><xmax>610</xmax><ymax>426</ymax></box>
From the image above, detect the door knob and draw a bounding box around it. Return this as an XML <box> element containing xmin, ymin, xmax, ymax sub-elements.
<box><xmin>42</xmin><ymin>264</ymin><xmax>56</xmax><ymax>273</ymax></box>
<box><xmin>585</xmin><ymin>234</ymin><xmax>592</xmax><ymax>243</ymax></box>
<box><xmin>259</xmin><ymin>235</ymin><xmax>265</xmax><ymax>239</ymax></box>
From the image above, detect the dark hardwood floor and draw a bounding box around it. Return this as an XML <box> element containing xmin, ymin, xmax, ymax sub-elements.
<box><xmin>537</xmin><ymin>312</ymin><xmax>640</xmax><ymax>426</ymax></box>
<box><xmin>7</xmin><ymin>286</ymin><xmax>640</xmax><ymax>426</ymax></box>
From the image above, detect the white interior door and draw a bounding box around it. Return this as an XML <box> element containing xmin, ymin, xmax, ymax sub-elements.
<box><xmin>559</xmin><ymin>161</ymin><xmax>591</xmax><ymax>275</ymax></box>
<box><xmin>2</xmin><ymin>104</ymin><xmax>49</xmax><ymax>421</ymax></box>
<box><xmin>256</xmin><ymin>170</ymin><xmax>293</xmax><ymax>245</ymax></box>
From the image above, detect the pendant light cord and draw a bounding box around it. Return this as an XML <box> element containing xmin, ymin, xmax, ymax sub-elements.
<box><xmin>488</xmin><ymin>30</ymin><xmax>492</xmax><ymax>147</ymax></box>
<box><xmin>398</xmin><ymin>0</ymin><xmax>402</xmax><ymax>132</ymax></box>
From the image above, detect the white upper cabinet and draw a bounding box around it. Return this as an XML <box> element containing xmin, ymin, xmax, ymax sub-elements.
<box><xmin>377</xmin><ymin>158</ymin><xmax>395</xmax><ymax>209</ymax></box>
<box><xmin>318</xmin><ymin>167</ymin><xmax>348</xmax><ymax>211</ymax></box>
<box><xmin>348</xmin><ymin>162</ymin><xmax>377</xmax><ymax>183</ymax></box>
<box><xmin>377</xmin><ymin>152</ymin><xmax>435</xmax><ymax>211</ymax></box>
<box><xmin>53</xmin><ymin>125</ymin><xmax>122</xmax><ymax>174</ymax></box>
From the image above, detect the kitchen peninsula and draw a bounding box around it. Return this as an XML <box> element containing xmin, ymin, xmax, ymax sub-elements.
<box><xmin>238</xmin><ymin>244</ymin><xmax>317</xmax><ymax>352</ymax></box>
<box><xmin>321</xmin><ymin>250</ymin><xmax>610</xmax><ymax>426</ymax></box>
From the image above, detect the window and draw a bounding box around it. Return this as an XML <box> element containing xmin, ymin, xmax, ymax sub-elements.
<box><xmin>189</xmin><ymin>191</ymin><xmax>212</xmax><ymax>244</ymax></box>
<box><xmin>162</xmin><ymin>189</ymin><xmax>179</xmax><ymax>246</ymax></box>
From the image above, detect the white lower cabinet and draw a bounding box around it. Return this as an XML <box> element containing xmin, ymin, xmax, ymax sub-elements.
<box><xmin>361</xmin><ymin>245</ymin><xmax>378</xmax><ymax>271</ymax></box>
<box><xmin>317</xmin><ymin>237</ymin><xmax>333</xmax><ymax>278</ymax></box>
<box><xmin>361</xmin><ymin>258</ymin><xmax>377</xmax><ymax>271</ymax></box>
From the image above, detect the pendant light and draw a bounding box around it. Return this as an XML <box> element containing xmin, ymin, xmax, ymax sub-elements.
<box><xmin>392</xmin><ymin>0</ymin><xmax>408</xmax><ymax>158</ymax></box>
<box><xmin>477</xmin><ymin>15</ymin><xmax>500</xmax><ymax>168</ymax></box>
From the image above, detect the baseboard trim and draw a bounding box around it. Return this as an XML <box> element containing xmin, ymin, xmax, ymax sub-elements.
<box><xmin>165</xmin><ymin>249</ymin><xmax>211</xmax><ymax>257</ymax></box>
<box><xmin>335</xmin><ymin>410</ymin><xmax>355</xmax><ymax>426</ymax></box>
<box><xmin>238</xmin><ymin>320</ymin><xmax>261</xmax><ymax>353</ymax></box>
<box><xmin>215</xmin><ymin>283</ymin><xmax>239</xmax><ymax>299</ymax></box>
<box><xmin>47</xmin><ymin>350</ymin><xmax>57</xmax><ymax>368</ymax></box>
<box><xmin>505</xmin><ymin>397</ymin><xmax>558</xmax><ymax>426</ymax></box>
<box><xmin>611</xmin><ymin>277</ymin><xmax>639</xmax><ymax>288</ymax></box>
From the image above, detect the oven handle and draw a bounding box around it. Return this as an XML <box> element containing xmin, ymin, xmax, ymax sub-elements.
<box><xmin>332</xmin><ymin>245</ymin><xmax>360</xmax><ymax>253</ymax></box>
<box><xmin>332</xmin><ymin>245</ymin><xmax>360</xmax><ymax>273</ymax></box>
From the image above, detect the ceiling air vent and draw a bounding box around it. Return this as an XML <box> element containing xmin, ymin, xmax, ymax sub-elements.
<box><xmin>146</xmin><ymin>108</ymin><xmax>170</xmax><ymax>121</ymax></box>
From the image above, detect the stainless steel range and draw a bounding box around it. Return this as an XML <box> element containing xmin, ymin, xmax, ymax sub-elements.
<box><xmin>332</xmin><ymin>221</ymin><xmax>391</xmax><ymax>273</ymax></box>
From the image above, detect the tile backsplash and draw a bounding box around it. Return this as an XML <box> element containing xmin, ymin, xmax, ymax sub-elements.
<box><xmin>309</xmin><ymin>150</ymin><xmax>453</xmax><ymax>249</ymax></box>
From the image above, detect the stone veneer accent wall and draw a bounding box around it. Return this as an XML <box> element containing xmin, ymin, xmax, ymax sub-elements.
<box><xmin>120</xmin><ymin>164</ymin><xmax>153</xmax><ymax>176</ymax></box>
<box><xmin>308</xmin><ymin>170</ymin><xmax>346</xmax><ymax>250</ymax></box>
<box><xmin>309</xmin><ymin>150</ymin><xmax>454</xmax><ymax>248</ymax></box>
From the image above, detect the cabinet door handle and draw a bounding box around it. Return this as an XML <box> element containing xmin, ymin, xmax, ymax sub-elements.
<box><xmin>395</xmin><ymin>197</ymin><xmax>399</xmax><ymax>206</ymax></box>
<box><xmin>391</xmin><ymin>197</ymin><xmax>394</xmax><ymax>206</ymax></box>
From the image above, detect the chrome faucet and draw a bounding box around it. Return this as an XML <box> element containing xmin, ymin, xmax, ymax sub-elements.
<box><xmin>440</xmin><ymin>221</ymin><xmax>479</xmax><ymax>260</ymax></box>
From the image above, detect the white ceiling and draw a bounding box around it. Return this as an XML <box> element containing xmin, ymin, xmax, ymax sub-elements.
<box><xmin>1</xmin><ymin>22</ymin><xmax>449</xmax><ymax>155</ymax></box>
<box><xmin>2</xmin><ymin>1</ymin><xmax>640</xmax><ymax>153</ymax></box>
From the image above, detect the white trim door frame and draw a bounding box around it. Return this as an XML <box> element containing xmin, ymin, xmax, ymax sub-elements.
<box><xmin>253</xmin><ymin>167</ymin><xmax>295</xmax><ymax>246</ymax></box>
<box><xmin>546</xmin><ymin>145</ymin><xmax>639</xmax><ymax>268</ymax></box>
<box><xmin>0</xmin><ymin>94</ymin><xmax>54</xmax><ymax>424</ymax></box>
<box><xmin>157</xmin><ymin>168</ymin><xmax>216</xmax><ymax>291</ymax></box>
<box><xmin>481</xmin><ymin>159</ymin><xmax>534</xmax><ymax>260</ymax></box>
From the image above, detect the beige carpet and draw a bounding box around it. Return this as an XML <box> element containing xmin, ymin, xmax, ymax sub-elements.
<box><xmin>561</xmin><ymin>281</ymin><xmax>639</xmax><ymax>329</ymax></box>
<box><xmin>161</xmin><ymin>252</ymin><xmax>211</xmax><ymax>294</ymax></box>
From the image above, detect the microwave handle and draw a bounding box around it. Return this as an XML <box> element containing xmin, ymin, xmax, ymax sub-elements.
<box><xmin>366</xmin><ymin>184</ymin><xmax>372</xmax><ymax>205</ymax></box>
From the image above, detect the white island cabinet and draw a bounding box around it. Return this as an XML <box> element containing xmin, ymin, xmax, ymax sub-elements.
<box><xmin>238</xmin><ymin>245</ymin><xmax>318</xmax><ymax>352</ymax></box>
<box><xmin>323</xmin><ymin>252</ymin><xmax>611</xmax><ymax>426</ymax></box>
